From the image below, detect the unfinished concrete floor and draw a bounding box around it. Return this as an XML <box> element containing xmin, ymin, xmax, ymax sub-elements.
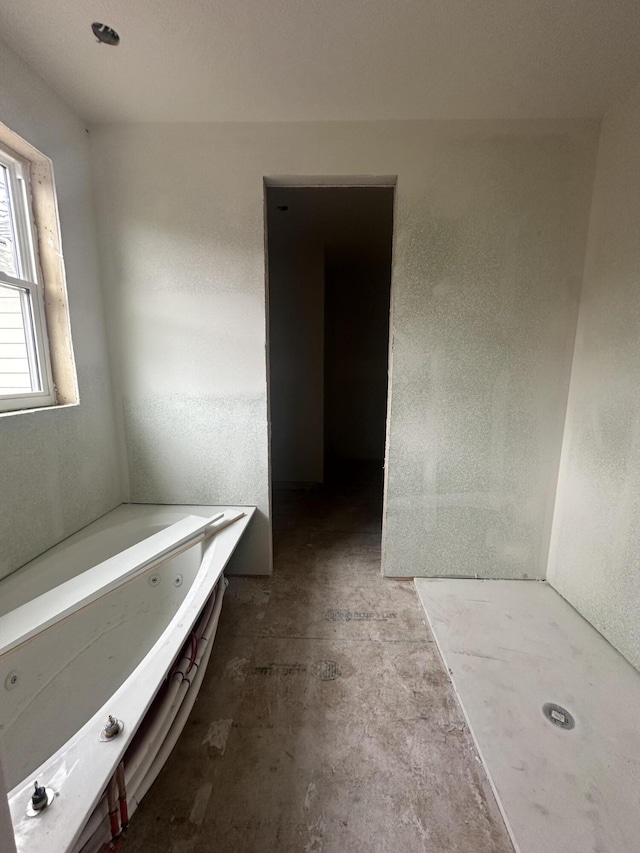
<box><xmin>125</xmin><ymin>481</ymin><xmax>514</xmax><ymax>852</ymax></box>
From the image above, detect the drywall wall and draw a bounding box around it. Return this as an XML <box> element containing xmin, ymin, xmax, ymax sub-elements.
<box><xmin>548</xmin><ymin>82</ymin><xmax>640</xmax><ymax>670</ymax></box>
<box><xmin>382</xmin><ymin>126</ymin><xmax>597</xmax><ymax>578</ymax></box>
<box><xmin>89</xmin><ymin>120</ymin><xmax>597</xmax><ymax>579</ymax></box>
<box><xmin>0</xmin><ymin>39</ymin><xmax>121</xmax><ymax>581</ymax></box>
<box><xmin>90</xmin><ymin>125</ymin><xmax>273</xmax><ymax>575</ymax></box>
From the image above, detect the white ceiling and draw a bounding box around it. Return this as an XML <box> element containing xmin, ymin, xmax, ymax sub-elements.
<box><xmin>1</xmin><ymin>1</ymin><xmax>640</xmax><ymax>123</ymax></box>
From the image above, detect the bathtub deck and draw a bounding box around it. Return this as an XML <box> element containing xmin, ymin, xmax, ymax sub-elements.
<box><xmin>123</xmin><ymin>484</ymin><xmax>514</xmax><ymax>853</ymax></box>
<box><xmin>5</xmin><ymin>508</ymin><xmax>255</xmax><ymax>853</ymax></box>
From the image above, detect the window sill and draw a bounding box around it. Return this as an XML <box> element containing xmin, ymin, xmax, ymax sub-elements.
<box><xmin>0</xmin><ymin>401</ymin><xmax>79</xmax><ymax>419</ymax></box>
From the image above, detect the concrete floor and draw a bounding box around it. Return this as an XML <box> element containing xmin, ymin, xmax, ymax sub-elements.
<box><xmin>125</xmin><ymin>482</ymin><xmax>514</xmax><ymax>852</ymax></box>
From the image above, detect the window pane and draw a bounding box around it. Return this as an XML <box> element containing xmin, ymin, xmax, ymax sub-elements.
<box><xmin>0</xmin><ymin>165</ymin><xmax>19</xmax><ymax>278</ymax></box>
<box><xmin>0</xmin><ymin>282</ymin><xmax>36</xmax><ymax>394</ymax></box>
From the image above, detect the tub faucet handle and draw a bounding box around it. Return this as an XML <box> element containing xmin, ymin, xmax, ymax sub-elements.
<box><xmin>100</xmin><ymin>714</ymin><xmax>123</xmax><ymax>740</ymax></box>
<box><xmin>32</xmin><ymin>782</ymin><xmax>48</xmax><ymax>811</ymax></box>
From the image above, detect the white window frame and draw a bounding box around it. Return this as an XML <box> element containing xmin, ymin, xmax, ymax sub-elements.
<box><xmin>0</xmin><ymin>140</ymin><xmax>55</xmax><ymax>413</ymax></box>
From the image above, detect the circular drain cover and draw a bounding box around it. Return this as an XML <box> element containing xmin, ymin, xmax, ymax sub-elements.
<box><xmin>542</xmin><ymin>703</ymin><xmax>575</xmax><ymax>729</ymax></box>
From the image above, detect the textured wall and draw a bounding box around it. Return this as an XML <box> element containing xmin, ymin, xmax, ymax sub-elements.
<box><xmin>548</xmin><ymin>83</ymin><xmax>640</xmax><ymax>670</ymax></box>
<box><xmin>383</xmin><ymin>128</ymin><xmax>598</xmax><ymax>578</ymax></box>
<box><xmin>0</xmin><ymin>40</ymin><xmax>122</xmax><ymax>581</ymax></box>
<box><xmin>89</xmin><ymin>121</ymin><xmax>597</xmax><ymax>579</ymax></box>
<box><xmin>90</xmin><ymin>125</ymin><xmax>274</xmax><ymax>575</ymax></box>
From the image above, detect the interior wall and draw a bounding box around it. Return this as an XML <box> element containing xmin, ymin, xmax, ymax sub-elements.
<box><xmin>0</xmin><ymin>40</ymin><xmax>122</xmax><ymax>581</ymax></box>
<box><xmin>548</xmin><ymin>82</ymin><xmax>640</xmax><ymax>670</ymax></box>
<box><xmin>89</xmin><ymin>120</ymin><xmax>598</xmax><ymax>580</ymax></box>
<box><xmin>90</xmin><ymin>125</ymin><xmax>273</xmax><ymax>575</ymax></box>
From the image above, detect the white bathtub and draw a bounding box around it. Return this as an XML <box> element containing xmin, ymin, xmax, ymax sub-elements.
<box><xmin>0</xmin><ymin>503</ymin><xmax>255</xmax><ymax>853</ymax></box>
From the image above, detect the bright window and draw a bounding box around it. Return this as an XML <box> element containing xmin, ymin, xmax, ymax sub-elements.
<box><xmin>0</xmin><ymin>142</ymin><xmax>55</xmax><ymax>412</ymax></box>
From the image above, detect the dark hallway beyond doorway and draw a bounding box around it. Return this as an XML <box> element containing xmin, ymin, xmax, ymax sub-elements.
<box><xmin>267</xmin><ymin>186</ymin><xmax>393</xmax><ymax>491</ymax></box>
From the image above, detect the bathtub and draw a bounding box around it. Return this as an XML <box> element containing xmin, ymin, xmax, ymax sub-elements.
<box><xmin>0</xmin><ymin>503</ymin><xmax>255</xmax><ymax>853</ymax></box>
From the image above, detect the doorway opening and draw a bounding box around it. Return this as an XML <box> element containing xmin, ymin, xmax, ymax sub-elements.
<box><xmin>265</xmin><ymin>183</ymin><xmax>395</xmax><ymax>564</ymax></box>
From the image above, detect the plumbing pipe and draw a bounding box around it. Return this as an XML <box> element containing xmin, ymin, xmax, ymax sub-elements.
<box><xmin>75</xmin><ymin>578</ymin><xmax>226</xmax><ymax>853</ymax></box>
<box><xmin>73</xmin><ymin>653</ymin><xmax>189</xmax><ymax>853</ymax></box>
<box><xmin>106</xmin><ymin>774</ymin><xmax>119</xmax><ymax>842</ymax></box>
<box><xmin>130</xmin><ymin>578</ymin><xmax>225</xmax><ymax>807</ymax></box>
<box><xmin>126</xmin><ymin>584</ymin><xmax>220</xmax><ymax>795</ymax></box>
<box><xmin>137</xmin><ymin>625</ymin><xmax>218</xmax><ymax>798</ymax></box>
<box><xmin>74</xmin><ymin>641</ymin><xmax>192</xmax><ymax>853</ymax></box>
<box><xmin>74</xmin><ymin>647</ymin><xmax>194</xmax><ymax>853</ymax></box>
<box><xmin>116</xmin><ymin>762</ymin><xmax>128</xmax><ymax>834</ymax></box>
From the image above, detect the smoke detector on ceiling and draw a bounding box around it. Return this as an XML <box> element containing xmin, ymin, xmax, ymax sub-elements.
<box><xmin>92</xmin><ymin>22</ymin><xmax>120</xmax><ymax>46</ymax></box>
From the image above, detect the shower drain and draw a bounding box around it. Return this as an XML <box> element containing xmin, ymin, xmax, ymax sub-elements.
<box><xmin>542</xmin><ymin>703</ymin><xmax>575</xmax><ymax>730</ymax></box>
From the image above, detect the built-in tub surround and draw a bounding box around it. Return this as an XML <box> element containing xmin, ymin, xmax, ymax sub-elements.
<box><xmin>1</xmin><ymin>504</ymin><xmax>254</xmax><ymax>853</ymax></box>
<box><xmin>0</xmin><ymin>504</ymin><xmax>242</xmax><ymax>617</ymax></box>
<box><xmin>90</xmin><ymin>120</ymin><xmax>598</xmax><ymax>580</ymax></box>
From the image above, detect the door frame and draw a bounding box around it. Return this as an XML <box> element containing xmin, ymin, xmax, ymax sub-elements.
<box><xmin>263</xmin><ymin>175</ymin><xmax>398</xmax><ymax>576</ymax></box>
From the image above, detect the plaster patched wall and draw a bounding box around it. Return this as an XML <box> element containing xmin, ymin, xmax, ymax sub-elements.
<box><xmin>0</xmin><ymin>40</ymin><xmax>122</xmax><ymax>581</ymax></box>
<box><xmin>548</xmin><ymin>82</ymin><xmax>640</xmax><ymax>670</ymax></box>
<box><xmin>89</xmin><ymin>120</ymin><xmax>598</xmax><ymax>579</ymax></box>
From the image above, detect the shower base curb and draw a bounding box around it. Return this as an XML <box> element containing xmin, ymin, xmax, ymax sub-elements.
<box><xmin>414</xmin><ymin>578</ymin><xmax>640</xmax><ymax>853</ymax></box>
